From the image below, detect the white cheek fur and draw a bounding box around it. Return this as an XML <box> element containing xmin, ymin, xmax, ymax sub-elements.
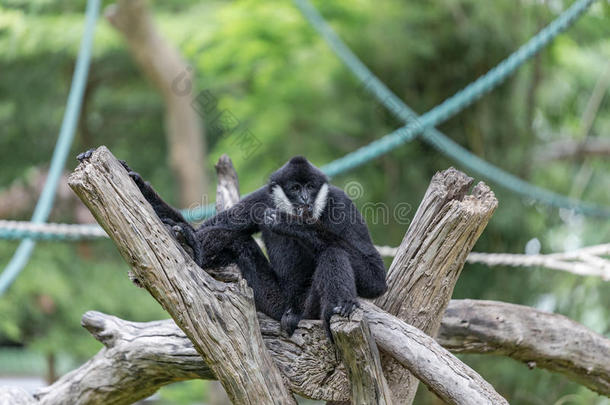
<box><xmin>312</xmin><ymin>183</ymin><xmax>329</xmax><ymax>220</ymax></box>
<box><xmin>271</xmin><ymin>185</ymin><xmax>295</xmax><ymax>215</ymax></box>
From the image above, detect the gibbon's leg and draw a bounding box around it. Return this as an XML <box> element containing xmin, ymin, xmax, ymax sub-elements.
<box><xmin>230</xmin><ymin>236</ymin><xmax>287</xmax><ymax>320</ymax></box>
<box><xmin>351</xmin><ymin>253</ymin><xmax>388</xmax><ymax>299</ymax></box>
<box><xmin>310</xmin><ymin>247</ymin><xmax>359</xmax><ymax>340</ymax></box>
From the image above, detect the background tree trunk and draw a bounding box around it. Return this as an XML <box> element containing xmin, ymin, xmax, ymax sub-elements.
<box><xmin>106</xmin><ymin>0</ymin><xmax>209</xmax><ymax>207</ymax></box>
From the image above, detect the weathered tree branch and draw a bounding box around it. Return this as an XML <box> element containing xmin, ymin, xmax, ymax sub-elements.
<box><xmin>0</xmin><ymin>388</ymin><xmax>35</xmax><ymax>405</ymax></box>
<box><xmin>438</xmin><ymin>299</ymin><xmax>610</xmax><ymax>396</ymax></box>
<box><xmin>375</xmin><ymin>167</ymin><xmax>498</xmax><ymax>403</ymax></box>
<box><xmin>32</xmin><ymin>312</ymin><xmax>215</xmax><ymax>405</ymax></box>
<box><xmin>106</xmin><ymin>0</ymin><xmax>209</xmax><ymax>206</ymax></box>
<box><xmin>331</xmin><ymin>309</ymin><xmax>393</xmax><ymax>405</ymax></box>
<box><xmin>68</xmin><ymin>147</ymin><xmax>295</xmax><ymax>405</ymax></box>
<box><xmin>362</xmin><ymin>302</ymin><xmax>507</xmax><ymax>405</ymax></box>
<box><xmin>23</xmin><ymin>299</ymin><xmax>514</xmax><ymax>405</ymax></box>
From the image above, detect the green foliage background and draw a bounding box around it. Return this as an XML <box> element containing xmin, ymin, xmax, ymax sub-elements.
<box><xmin>1</xmin><ymin>0</ymin><xmax>609</xmax><ymax>403</ymax></box>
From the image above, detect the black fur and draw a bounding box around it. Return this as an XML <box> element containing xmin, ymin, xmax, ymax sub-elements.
<box><xmin>79</xmin><ymin>150</ymin><xmax>387</xmax><ymax>340</ymax></box>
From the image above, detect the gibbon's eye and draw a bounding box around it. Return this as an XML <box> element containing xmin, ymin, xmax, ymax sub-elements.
<box><xmin>306</xmin><ymin>183</ymin><xmax>315</xmax><ymax>191</ymax></box>
<box><xmin>290</xmin><ymin>184</ymin><xmax>301</xmax><ymax>192</ymax></box>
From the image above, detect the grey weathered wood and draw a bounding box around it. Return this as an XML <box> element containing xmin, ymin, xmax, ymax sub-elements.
<box><xmin>361</xmin><ymin>302</ymin><xmax>508</xmax><ymax>405</ymax></box>
<box><xmin>68</xmin><ymin>146</ymin><xmax>295</xmax><ymax>405</ymax></box>
<box><xmin>27</xmin><ymin>301</ymin><xmax>509</xmax><ymax>405</ymax></box>
<box><xmin>331</xmin><ymin>309</ymin><xmax>393</xmax><ymax>405</ymax></box>
<box><xmin>33</xmin><ymin>312</ymin><xmax>215</xmax><ymax>405</ymax></box>
<box><xmin>0</xmin><ymin>388</ymin><xmax>36</xmax><ymax>405</ymax></box>
<box><xmin>438</xmin><ymin>299</ymin><xmax>610</xmax><ymax>396</ymax></box>
<box><xmin>375</xmin><ymin>167</ymin><xmax>498</xmax><ymax>404</ymax></box>
<box><xmin>215</xmin><ymin>154</ymin><xmax>241</xmax><ymax>212</ymax></box>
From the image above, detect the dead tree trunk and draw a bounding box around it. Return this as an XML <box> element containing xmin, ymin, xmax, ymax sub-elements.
<box><xmin>375</xmin><ymin>168</ymin><xmax>497</xmax><ymax>403</ymax></box>
<box><xmin>68</xmin><ymin>147</ymin><xmax>295</xmax><ymax>405</ymax></box>
<box><xmin>106</xmin><ymin>0</ymin><xmax>209</xmax><ymax>206</ymax></box>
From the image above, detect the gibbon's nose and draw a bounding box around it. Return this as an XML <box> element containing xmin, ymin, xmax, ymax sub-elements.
<box><xmin>299</xmin><ymin>190</ymin><xmax>310</xmax><ymax>205</ymax></box>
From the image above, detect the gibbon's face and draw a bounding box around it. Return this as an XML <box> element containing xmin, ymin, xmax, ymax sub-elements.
<box><xmin>269</xmin><ymin>156</ymin><xmax>329</xmax><ymax>219</ymax></box>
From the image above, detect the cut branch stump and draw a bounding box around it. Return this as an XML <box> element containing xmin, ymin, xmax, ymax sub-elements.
<box><xmin>375</xmin><ymin>167</ymin><xmax>498</xmax><ymax>403</ymax></box>
<box><xmin>331</xmin><ymin>309</ymin><xmax>393</xmax><ymax>405</ymax></box>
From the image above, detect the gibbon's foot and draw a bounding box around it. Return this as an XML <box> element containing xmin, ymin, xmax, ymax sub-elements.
<box><xmin>171</xmin><ymin>224</ymin><xmax>196</xmax><ymax>259</ymax></box>
<box><xmin>280</xmin><ymin>307</ymin><xmax>302</xmax><ymax>337</ymax></box>
<box><xmin>118</xmin><ymin>160</ymin><xmax>148</xmax><ymax>190</ymax></box>
<box><xmin>322</xmin><ymin>299</ymin><xmax>359</xmax><ymax>342</ymax></box>
<box><xmin>333</xmin><ymin>298</ymin><xmax>360</xmax><ymax>318</ymax></box>
<box><xmin>160</xmin><ymin>219</ymin><xmax>200</xmax><ymax>265</ymax></box>
<box><xmin>76</xmin><ymin>148</ymin><xmax>96</xmax><ymax>162</ymax></box>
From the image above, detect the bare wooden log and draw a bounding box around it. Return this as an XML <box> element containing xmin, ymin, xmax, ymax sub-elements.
<box><xmin>68</xmin><ymin>146</ymin><xmax>295</xmax><ymax>405</ymax></box>
<box><xmin>361</xmin><ymin>302</ymin><xmax>508</xmax><ymax>405</ymax></box>
<box><xmin>439</xmin><ymin>299</ymin><xmax>610</xmax><ymax>396</ymax></box>
<box><xmin>33</xmin><ymin>312</ymin><xmax>215</xmax><ymax>405</ymax></box>
<box><xmin>0</xmin><ymin>388</ymin><xmax>36</xmax><ymax>405</ymax></box>
<box><xmin>28</xmin><ymin>304</ymin><xmax>503</xmax><ymax>405</ymax></box>
<box><xmin>25</xmin><ymin>311</ymin><xmax>346</xmax><ymax>405</ymax></box>
<box><xmin>29</xmin><ymin>301</ymin><xmax>510</xmax><ymax>405</ymax></box>
<box><xmin>375</xmin><ymin>167</ymin><xmax>498</xmax><ymax>403</ymax></box>
<box><xmin>330</xmin><ymin>309</ymin><xmax>393</xmax><ymax>405</ymax></box>
<box><xmin>106</xmin><ymin>0</ymin><xmax>209</xmax><ymax>206</ymax></box>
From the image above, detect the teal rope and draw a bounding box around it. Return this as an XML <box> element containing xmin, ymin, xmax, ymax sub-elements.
<box><xmin>181</xmin><ymin>205</ymin><xmax>216</xmax><ymax>222</ymax></box>
<box><xmin>298</xmin><ymin>0</ymin><xmax>610</xmax><ymax>217</ymax></box>
<box><xmin>0</xmin><ymin>229</ymin><xmax>104</xmax><ymax>241</ymax></box>
<box><xmin>0</xmin><ymin>0</ymin><xmax>101</xmax><ymax>295</ymax></box>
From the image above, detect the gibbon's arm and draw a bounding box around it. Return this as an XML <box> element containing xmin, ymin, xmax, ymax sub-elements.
<box><xmin>119</xmin><ymin>160</ymin><xmax>191</xmax><ymax>226</ymax></box>
<box><xmin>262</xmin><ymin>210</ymin><xmax>331</xmax><ymax>254</ymax></box>
<box><xmin>200</xmin><ymin>187</ymin><xmax>269</xmax><ymax>234</ymax></box>
<box><xmin>334</xmin><ymin>189</ymin><xmax>387</xmax><ymax>298</ymax></box>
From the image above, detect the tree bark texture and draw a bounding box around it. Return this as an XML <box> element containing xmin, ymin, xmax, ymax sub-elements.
<box><xmin>375</xmin><ymin>167</ymin><xmax>498</xmax><ymax>403</ymax></box>
<box><xmin>8</xmin><ymin>298</ymin><xmax>607</xmax><ymax>405</ymax></box>
<box><xmin>330</xmin><ymin>309</ymin><xmax>393</xmax><ymax>405</ymax></box>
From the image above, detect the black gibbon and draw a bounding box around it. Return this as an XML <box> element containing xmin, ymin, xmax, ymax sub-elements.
<box><xmin>78</xmin><ymin>150</ymin><xmax>387</xmax><ymax>339</ymax></box>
